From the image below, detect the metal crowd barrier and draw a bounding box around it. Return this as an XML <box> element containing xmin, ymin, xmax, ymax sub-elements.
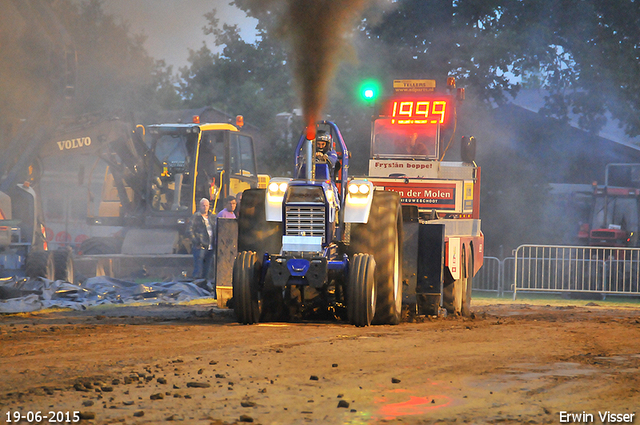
<box><xmin>513</xmin><ymin>244</ymin><xmax>640</xmax><ymax>299</ymax></box>
<box><xmin>472</xmin><ymin>256</ymin><xmax>517</xmax><ymax>297</ymax></box>
<box><xmin>473</xmin><ymin>256</ymin><xmax>504</xmax><ymax>296</ymax></box>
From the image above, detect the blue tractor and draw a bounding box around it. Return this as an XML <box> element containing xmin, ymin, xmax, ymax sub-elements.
<box><xmin>232</xmin><ymin>121</ymin><xmax>403</xmax><ymax>326</ymax></box>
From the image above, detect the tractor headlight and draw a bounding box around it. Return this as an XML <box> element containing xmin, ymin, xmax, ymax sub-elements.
<box><xmin>265</xmin><ymin>178</ymin><xmax>292</xmax><ymax>222</ymax></box>
<box><xmin>268</xmin><ymin>181</ymin><xmax>288</xmax><ymax>196</ymax></box>
<box><xmin>344</xmin><ymin>179</ymin><xmax>375</xmax><ymax>223</ymax></box>
<box><xmin>348</xmin><ymin>182</ymin><xmax>372</xmax><ymax>196</ymax></box>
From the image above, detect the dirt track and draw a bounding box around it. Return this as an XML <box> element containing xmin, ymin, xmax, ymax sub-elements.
<box><xmin>1</xmin><ymin>299</ymin><xmax>639</xmax><ymax>424</ymax></box>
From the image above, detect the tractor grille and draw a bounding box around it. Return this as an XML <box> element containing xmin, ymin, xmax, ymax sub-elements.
<box><xmin>285</xmin><ymin>205</ymin><xmax>326</xmax><ymax>243</ymax></box>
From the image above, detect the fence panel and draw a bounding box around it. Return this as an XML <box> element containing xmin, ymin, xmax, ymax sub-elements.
<box><xmin>513</xmin><ymin>244</ymin><xmax>640</xmax><ymax>298</ymax></box>
<box><xmin>473</xmin><ymin>256</ymin><xmax>501</xmax><ymax>293</ymax></box>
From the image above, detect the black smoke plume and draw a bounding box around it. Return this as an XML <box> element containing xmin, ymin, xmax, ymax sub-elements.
<box><xmin>240</xmin><ymin>0</ymin><xmax>369</xmax><ymax>130</ymax></box>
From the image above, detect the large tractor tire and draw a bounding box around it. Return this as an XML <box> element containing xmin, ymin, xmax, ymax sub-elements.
<box><xmin>347</xmin><ymin>253</ymin><xmax>376</xmax><ymax>327</ymax></box>
<box><xmin>348</xmin><ymin>191</ymin><xmax>403</xmax><ymax>325</ymax></box>
<box><xmin>25</xmin><ymin>251</ymin><xmax>55</xmax><ymax>280</ymax></box>
<box><xmin>79</xmin><ymin>237</ymin><xmax>122</xmax><ymax>255</ymax></box>
<box><xmin>236</xmin><ymin>188</ymin><xmax>284</xmax><ymax>320</ymax></box>
<box><xmin>53</xmin><ymin>249</ymin><xmax>75</xmax><ymax>283</ymax></box>
<box><xmin>233</xmin><ymin>251</ymin><xmax>261</xmax><ymax>324</ymax></box>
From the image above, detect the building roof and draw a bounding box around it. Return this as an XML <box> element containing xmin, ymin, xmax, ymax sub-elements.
<box><xmin>505</xmin><ymin>89</ymin><xmax>640</xmax><ymax>153</ymax></box>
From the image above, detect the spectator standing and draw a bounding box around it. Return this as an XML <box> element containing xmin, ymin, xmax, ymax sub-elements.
<box><xmin>217</xmin><ymin>195</ymin><xmax>237</xmax><ymax>219</ymax></box>
<box><xmin>189</xmin><ymin>198</ymin><xmax>216</xmax><ymax>280</ymax></box>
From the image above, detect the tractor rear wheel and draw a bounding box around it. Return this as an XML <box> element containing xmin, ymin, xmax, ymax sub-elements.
<box><xmin>53</xmin><ymin>249</ymin><xmax>75</xmax><ymax>283</ymax></box>
<box><xmin>348</xmin><ymin>191</ymin><xmax>403</xmax><ymax>325</ymax></box>
<box><xmin>233</xmin><ymin>251</ymin><xmax>261</xmax><ymax>324</ymax></box>
<box><xmin>25</xmin><ymin>251</ymin><xmax>55</xmax><ymax>280</ymax></box>
<box><xmin>236</xmin><ymin>189</ymin><xmax>283</xmax><ymax>320</ymax></box>
<box><xmin>347</xmin><ymin>253</ymin><xmax>376</xmax><ymax>327</ymax></box>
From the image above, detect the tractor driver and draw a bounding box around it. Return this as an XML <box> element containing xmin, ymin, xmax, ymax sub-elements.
<box><xmin>315</xmin><ymin>130</ymin><xmax>338</xmax><ymax>179</ymax></box>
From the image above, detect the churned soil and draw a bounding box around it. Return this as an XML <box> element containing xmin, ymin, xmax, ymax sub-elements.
<box><xmin>1</xmin><ymin>298</ymin><xmax>639</xmax><ymax>424</ymax></box>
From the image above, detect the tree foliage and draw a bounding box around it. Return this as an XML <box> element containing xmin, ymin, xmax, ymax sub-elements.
<box><xmin>0</xmin><ymin>0</ymin><xmax>178</xmax><ymax>148</ymax></box>
<box><xmin>179</xmin><ymin>10</ymin><xmax>294</xmax><ymax>129</ymax></box>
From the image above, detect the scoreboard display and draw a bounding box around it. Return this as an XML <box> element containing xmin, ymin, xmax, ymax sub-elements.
<box><xmin>378</xmin><ymin>96</ymin><xmax>453</xmax><ymax>127</ymax></box>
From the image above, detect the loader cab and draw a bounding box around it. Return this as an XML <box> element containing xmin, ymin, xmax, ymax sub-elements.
<box><xmin>586</xmin><ymin>188</ymin><xmax>640</xmax><ymax>247</ymax></box>
<box><xmin>145</xmin><ymin>123</ymin><xmax>259</xmax><ymax>224</ymax></box>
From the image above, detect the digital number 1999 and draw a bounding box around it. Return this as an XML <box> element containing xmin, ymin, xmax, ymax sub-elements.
<box><xmin>6</xmin><ymin>410</ymin><xmax>80</xmax><ymax>423</ymax></box>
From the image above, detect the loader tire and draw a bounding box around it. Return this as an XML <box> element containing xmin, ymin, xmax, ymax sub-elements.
<box><xmin>233</xmin><ymin>251</ymin><xmax>260</xmax><ymax>324</ymax></box>
<box><xmin>348</xmin><ymin>191</ymin><xmax>403</xmax><ymax>325</ymax></box>
<box><xmin>25</xmin><ymin>251</ymin><xmax>55</xmax><ymax>280</ymax></box>
<box><xmin>347</xmin><ymin>253</ymin><xmax>376</xmax><ymax>327</ymax></box>
<box><xmin>237</xmin><ymin>189</ymin><xmax>282</xmax><ymax>255</ymax></box>
<box><xmin>53</xmin><ymin>249</ymin><xmax>75</xmax><ymax>283</ymax></box>
<box><xmin>79</xmin><ymin>237</ymin><xmax>122</xmax><ymax>255</ymax></box>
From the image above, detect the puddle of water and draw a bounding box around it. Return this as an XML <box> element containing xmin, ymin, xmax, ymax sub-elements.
<box><xmin>498</xmin><ymin>362</ymin><xmax>598</xmax><ymax>380</ymax></box>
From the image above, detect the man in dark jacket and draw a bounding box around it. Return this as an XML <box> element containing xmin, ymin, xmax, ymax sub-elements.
<box><xmin>189</xmin><ymin>198</ymin><xmax>215</xmax><ymax>280</ymax></box>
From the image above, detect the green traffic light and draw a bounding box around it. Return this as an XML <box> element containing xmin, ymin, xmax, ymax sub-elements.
<box><xmin>359</xmin><ymin>79</ymin><xmax>381</xmax><ymax>103</ymax></box>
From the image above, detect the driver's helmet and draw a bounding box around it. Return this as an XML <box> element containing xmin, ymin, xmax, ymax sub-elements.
<box><xmin>316</xmin><ymin>130</ymin><xmax>332</xmax><ymax>154</ymax></box>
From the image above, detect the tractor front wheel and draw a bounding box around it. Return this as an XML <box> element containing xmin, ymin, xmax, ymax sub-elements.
<box><xmin>348</xmin><ymin>191</ymin><xmax>403</xmax><ymax>325</ymax></box>
<box><xmin>347</xmin><ymin>253</ymin><xmax>376</xmax><ymax>327</ymax></box>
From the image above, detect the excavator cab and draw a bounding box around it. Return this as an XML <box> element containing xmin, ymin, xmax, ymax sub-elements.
<box><xmin>90</xmin><ymin>122</ymin><xmax>261</xmax><ymax>255</ymax></box>
<box><xmin>144</xmin><ymin>123</ymin><xmax>259</xmax><ymax>218</ymax></box>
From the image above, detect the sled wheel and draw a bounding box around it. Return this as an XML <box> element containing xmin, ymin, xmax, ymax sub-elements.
<box><xmin>25</xmin><ymin>250</ymin><xmax>55</xmax><ymax>280</ymax></box>
<box><xmin>348</xmin><ymin>191</ymin><xmax>403</xmax><ymax>324</ymax></box>
<box><xmin>347</xmin><ymin>253</ymin><xmax>376</xmax><ymax>327</ymax></box>
<box><xmin>461</xmin><ymin>253</ymin><xmax>473</xmax><ymax>317</ymax></box>
<box><xmin>453</xmin><ymin>277</ymin><xmax>465</xmax><ymax>315</ymax></box>
<box><xmin>53</xmin><ymin>249</ymin><xmax>75</xmax><ymax>283</ymax></box>
<box><xmin>449</xmin><ymin>247</ymin><xmax>468</xmax><ymax>316</ymax></box>
<box><xmin>233</xmin><ymin>251</ymin><xmax>261</xmax><ymax>324</ymax></box>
